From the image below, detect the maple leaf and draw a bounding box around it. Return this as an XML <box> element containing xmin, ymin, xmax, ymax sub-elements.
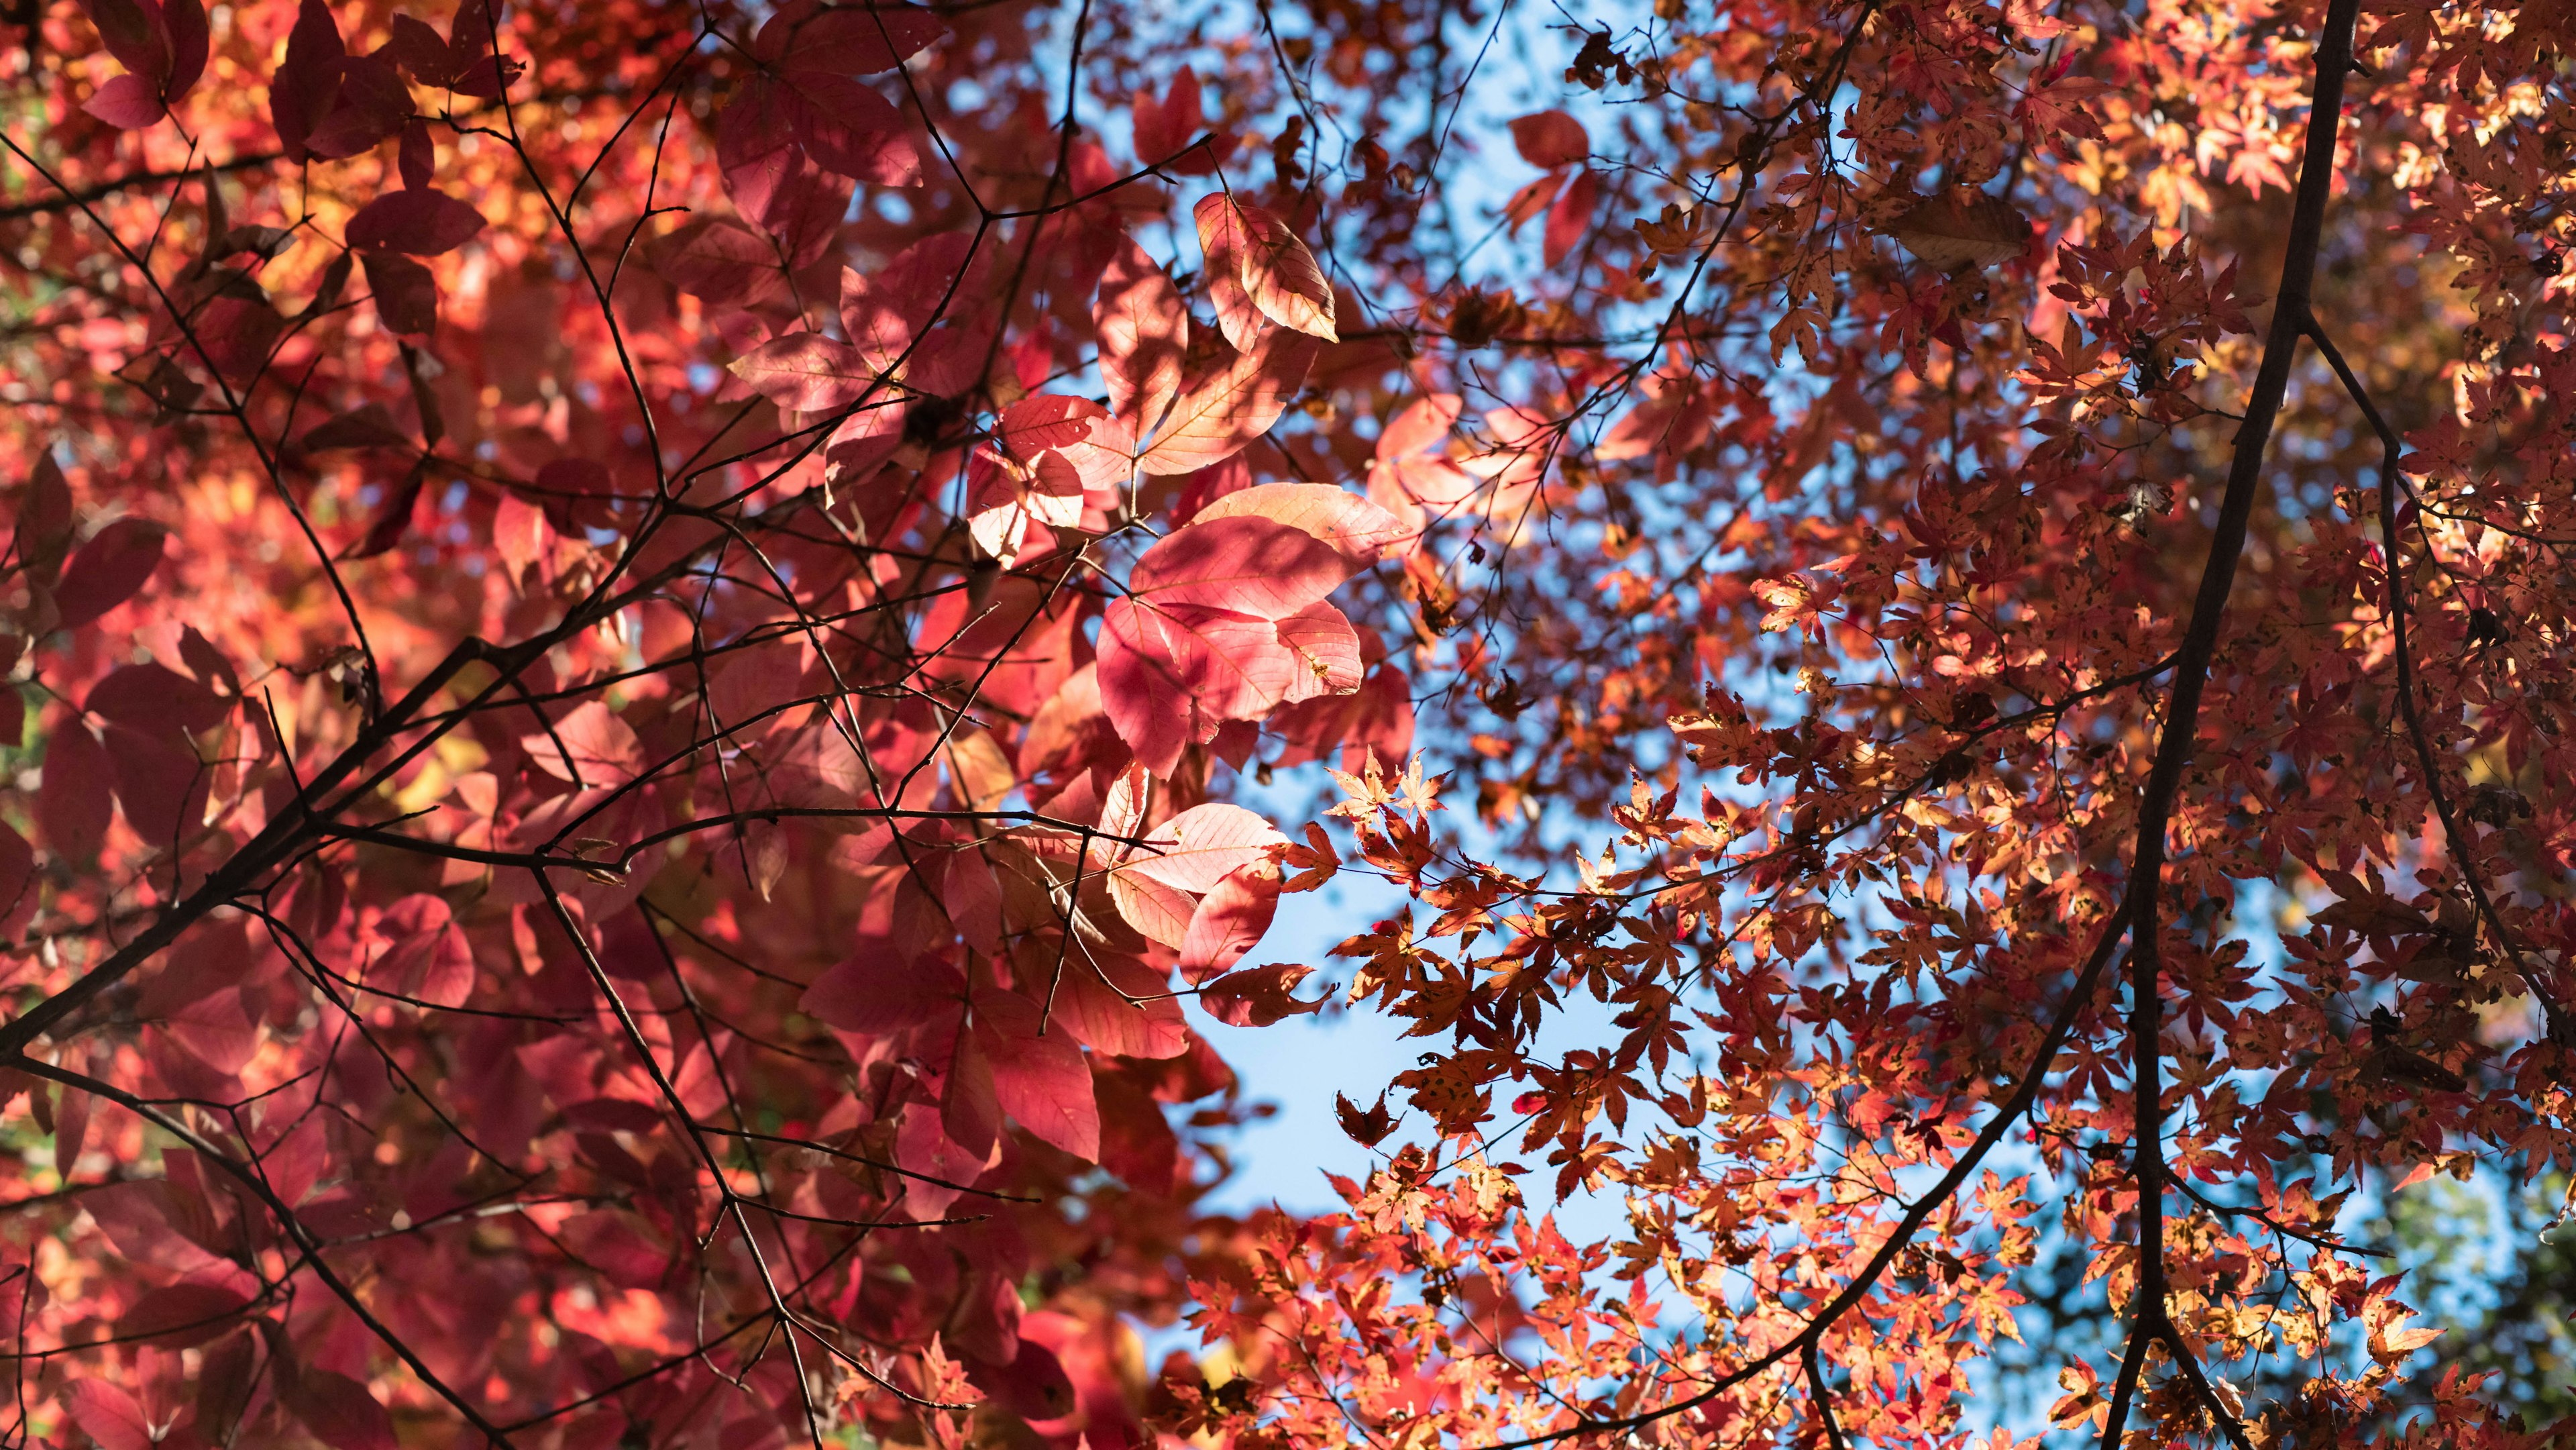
<box><xmin>12</xmin><ymin>0</ymin><xmax>2573</xmax><ymax>1441</ymax></box>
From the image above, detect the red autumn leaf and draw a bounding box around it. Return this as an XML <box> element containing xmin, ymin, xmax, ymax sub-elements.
<box><xmin>11</xmin><ymin>0</ymin><xmax>2551</xmax><ymax>1439</ymax></box>
<box><xmin>650</xmin><ymin>216</ymin><xmax>784</xmax><ymax>305</ymax></box>
<box><xmin>1094</xmin><ymin>234</ymin><xmax>1188</xmax><ymax>435</ymax></box>
<box><xmin>38</xmin><ymin>711</ymin><xmax>114</xmax><ymax>862</ymax></box>
<box><xmin>0</xmin><ymin>821</ymin><xmax>34</xmax><ymax>937</ymax></box>
<box><xmin>1188</xmin><ymin>482</ymin><xmax>1408</xmax><ymax>563</ymax></box>
<box><xmin>1134</xmin><ymin>329</ymin><xmax>1317</xmax><ymax>476</ymax></box>
<box><xmin>1193</xmin><ymin>193</ymin><xmax>1337</xmax><ymax>344</ymax></box>
<box><xmin>83</xmin><ymin>0</ymin><xmax>173</xmax><ymax>87</ymax></box>
<box><xmin>305</xmin><ymin>53</ymin><xmax>408</xmax><ymax>158</ymax></box>
<box><xmin>490</xmin><ymin>489</ymin><xmax>551</xmax><ymax>580</ymax></box>
<box><xmin>1198</xmin><ymin>962</ymin><xmax>1322</xmax><ymax>1027</ymax></box>
<box><xmin>63</xmin><ymin>1380</ymin><xmax>157</xmax><ymax>1450</ymax></box>
<box><xmin>1094</xmin><ymin>599</ymin><xmax>1297</xmax><ymax>774</ymax></box>
<box><xmin>103</xmin><ymin>715</ymin><xmax>211</xmax><ymax>851</ymax></box>
<box><xmin>1132</xmin><ymin>70</ymin><xmax>1202</xmax><ymax>165</ymax></box>
<box><xmin>965</xmin><ymin>1337</ymin><xmax>1078</xmax><ymax>1420</ymax></box>
<box><xmin>1544</xmin><ymin>168</ymin><xmax>1599</xmax><ymax>268</ymax></box>
<box><xmin>85</xmin><ymin>72</ymin><xmax>170</xmax><ymax>128</ymax></box>
<box><xmin>1179</xmin><ymin>859</ymin><xmax>1282</xmax><ymax>981</ymax></box>
<box><xmin>87</xmin><ymin>661</ymin><xmax>229</xmax><ymax>734</ymax></box>
<box><xmin>1193</xmin><ymin>193</ymin><xmax>1261</xmax><ymax>354</ymax></box>
<box><xmin>1271</xmin><ymin>601</ymin><xmax>1365</xmax><ymax>702</ymax></box>
<box><xmin>52</xmin><ymin>517</ymin><xmax>166</xmax><ymax>631</ymax></box>
<box><xmin>771</xmin><ymin>72</ymin><xmax>921</xmax><ymax>187</ymax></box>
<box><xmin>1129</xmin><ymin>515</ymin><xmax>1352</xmax><ymax>620</ymax></box>
<box><xmin>360</xmin><ymin>250</ymin><xmax>439</xmax><ymax>335</ymax></box>
<box><xmin>751</xmin><ymin>0</ymin><xmax>947</xmax><ymax>74</ymax></box>
<box><xmin>1123</xmin><ymin>802</ymin><xmax>1285</xmax><ymax>893</ymax></box>
<box><xmin>55</xmin><ymin>1081</ymin><xmax>92</xmax><ymax>1178</ymax></box>
<box><xmin>344</xmin><ymin>187</ymin><xmax>488</xmax><ymax>256</ymax></box>
<box><xmin>800</xmin><ymin>951</ymin><xmax>965</xmax><ymax>1035</ymax></box>
<box><xmin>973</xmin><ymin>989</ymin><xmax>1099</xmax><ymax>1160</ymax></box>
<box><xmin>725</xmin><ymin>331</ymin><xmax>881</xmax><ymax>411</ymax></box>
<box><xmin>286</xmin><ymin>1368</ymin><xmax>398</xmax><ymax>1450</ymax></box>
<box><xmin>374</xmin><ymin>893</ymin><xmax>476</xmax><ymax>1006</ymax></box>
<box><xmin>519</xmin><ymin>700</ymin><xmax>644</xmax><ymax>784</ymax></box>
<box><xmin>266</xmin><ymin>0</ymin><xmax>345</xmax><ymax>162</ymax></box>
<box><xmin>1508</xmin><ymin>109</ymin><xmax>1590</xmax><ymax>168</ymax></box>
<box><xmin>118</xmin><ymin>1280</ymin><xmax>253</xmax><ymax>1346</ymax></box>
<box><xmin>1047</xmin><ymin>957</ymin><xmax>1189</xmax><ymax>1059</ymax></box>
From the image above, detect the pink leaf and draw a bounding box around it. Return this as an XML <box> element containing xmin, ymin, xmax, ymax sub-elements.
<box><xmin>1377</xmin><ymin>393</ymin><xmax>1463</xmax><ymax>462</ymax></box>
<box><xmin>1236</xmin><ymin>206</ymin><xmax>1340</xmax><ymax>342</ymax></box>
<box><xmin>841</xmin><ymin>231</ymin><xmax>985</xmax><ymax>358</ymax></box>
<box><xmin>975</xmin><ymin>991</ymin><xmax>1100</xmax><ymax>1160</ymax></box>
<box><xmin>1095</xmin><ymin>600</ymin><xmax>1297</xmax><ymax>775</ymax></box>
<box><xmin>1189</xmin><ymin>482</ymin><xmax>1407</xmax><ymax>562</ymax></box>
<box><xmin>1106</xmin><ymin>866</ymin><xmax>1196</xmax><ymax>949</ymax></box>
<box><xmin>967</xmin><ymin>450</ymin><xmax>1083</xmax><ymax>568</ymax></box>
<box><xmin>63</xmin><ymin>1380</ymin><xmax>156</xmax><ymax>1450</ymax></box>
<box><xmin>1273</xmin><ymin>601</ymin><xmax>1364</xmax><ymax>703</ymax></box>
<box><xmin>1130</xmin><ymin>515</ymin><xmax>1351</xmax><ymax>620</ymax></box>
<box><xmin>519</xmin><ymin>701</ymin><xmax>643</xmax><ymax>784</ymax></box>
<box><xmin>1134</xmin><ymin>329</ymin><xmax>1317</xmax><ymax>476</ymax></box>
<box><xmin>1193</xmin><ymin>193</ymin><xmax>1263</xmax><ymax>353</ymax></box>
<box><xmin>1048</xmin><ymin>959</ymin><xmax>1188</xmax><ymax>1059</ymax></box>
<box><xmin>1195</xmin><ymin>193</ymin><xmax>1336</xmax><ymax>342</ymax></box>
<box><xmin>1124</xmin><ymin>803</ymin><xmax>1285</xmax><ymax>893</ymax></box>
<box><xmin>1179</xmin><ymin>860</ymin><xmax>1283</xmax><ymax>981</ymax></box>
<box><xmin>717</xmin><ymin>76</ymin><xmax>800</xmax><ymax>223</ymax></box>
<box><xmin>727</xmin><ymin>332</ymin><xmax>883</xmax><ymax>412</ymax></box>
<box><xmin>800</xmin><ymin>952</ymin><xmax>964</xmax><ymax>1035</ymax></box>
<box><xmin>650</xmin><ymin>217</ymin><xmax>783</xmax><ymax>305</ymax></box>
<box><xmin>778</xmin><ymin>70</ymin><xmax>920</xmax><ymax>186</ymax></box>
<box><xmin>1132</xmin><ymin>70</ymin><xmax>1203</xmax><ymax>164</ymax></box>
<box><xmin>1094</xmin><ymin>236</ymin><xmax>1188</xmax><ymax>435</ymax></box>
<box><xmin>375</xmin><ymin>894</ymin><xmax>475</xmax><ymax>1007</ymax></box>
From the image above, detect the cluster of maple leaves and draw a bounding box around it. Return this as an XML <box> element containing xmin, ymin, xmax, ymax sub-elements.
<box><xmin>4</xmin><ymin>0</ymin><xmax>2576</xmax><ymax>1441</ymax></box>
<box><xmin>4</xmin><ymin>0</ymin><xmax>1432</xmax><ymax>1442</ymax></box>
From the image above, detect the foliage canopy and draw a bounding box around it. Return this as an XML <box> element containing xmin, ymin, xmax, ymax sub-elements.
<box><xmin>1</xmin><ymin>0</ymin><xmax>2572</xmax><ymax>1443</ymax></box>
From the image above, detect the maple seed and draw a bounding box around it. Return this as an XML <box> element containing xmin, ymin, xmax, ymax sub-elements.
<box><xmin>2463</xmin><ymin>605</ymin><xmax>2508</xmax><ymax>647</ymax></box>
